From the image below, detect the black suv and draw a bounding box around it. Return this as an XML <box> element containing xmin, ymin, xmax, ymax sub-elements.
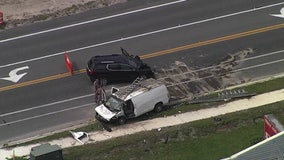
<box><xmin>86</xmin><ymin>48</ymin><xmax>154</xmax><ymax>83</ymax></box>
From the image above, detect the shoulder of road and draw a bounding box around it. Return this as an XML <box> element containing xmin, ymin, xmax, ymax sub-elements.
<box><xmin>1</xmin><ymin>87</ymin><xmax>284</xmax><ymax>159</ymax></box>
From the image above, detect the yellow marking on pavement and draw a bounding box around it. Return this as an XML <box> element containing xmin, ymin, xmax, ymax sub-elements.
<box><xmin>1</xmin><ymin>23</ymin><xmax>284</xmax><ymax>92</ymax></box>
<box><xmin>0</xmin><ymin>70</ymin><xmax>85</xmax><ymax>92</ymax></box>
<box><xmin>140</xmin><ymin>23</ymin><xmax>284</xmax><ymax>59</ymax></box>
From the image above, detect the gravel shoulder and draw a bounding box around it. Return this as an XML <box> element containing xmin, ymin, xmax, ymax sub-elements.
<box><xmin>0</xmin><ymin>0</ymin><xmax>127</xmax><ymax>29</ymax></box>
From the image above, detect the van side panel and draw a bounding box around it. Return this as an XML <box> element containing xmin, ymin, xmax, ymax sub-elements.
<box><xmin>133</xmin><ymin>85</ymin><xmax>169</xmax><ymax>116</ymax></box>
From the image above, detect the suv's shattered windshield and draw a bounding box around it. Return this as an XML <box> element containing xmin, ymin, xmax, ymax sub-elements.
<box><xmin>105</xmin><ymin>96</ymin><xmax>123</xmax><ymax>112</ymax></box>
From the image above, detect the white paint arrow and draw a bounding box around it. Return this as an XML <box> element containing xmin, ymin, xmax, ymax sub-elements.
<box><xmin>0</xmin><ymin>66</ymin><xmax>29</xmax><ymax>83</ymax></box>
<box><xmin>270</xmin><ymin>7</ymin><xmax>284</xmax><ymax>18</ymax></box>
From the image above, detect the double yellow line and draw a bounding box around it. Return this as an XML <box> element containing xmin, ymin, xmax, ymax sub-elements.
<box><xmin>1</xmin><ymin>23</ymin><xmax>284</xmax><ymax>92</ymax></box>
<box><xmin>141</xmin><ymin>23</ymin><xmax>284</xmax><ymax>59</ymax></box>
<box><xmin>0</xmin><ymin>69</ymin><xmax>86</xmax><ymax>92</ymax></box>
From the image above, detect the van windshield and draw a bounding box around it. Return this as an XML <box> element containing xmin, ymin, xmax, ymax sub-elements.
<box><xmin>104</xmin><ymin>96</ymin><xmax>123</xmax><ymax>112</ymax></box>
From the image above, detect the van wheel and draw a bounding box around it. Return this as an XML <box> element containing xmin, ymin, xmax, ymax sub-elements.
<box><xmin>154</xmin><ymin>103</ymin><xmax>163</xmax><ymax>113</ymax></box>
<box><xmin>118</xmin><ymin>117</ymin><xmax>126</xmax><ymax>125</ymax></box>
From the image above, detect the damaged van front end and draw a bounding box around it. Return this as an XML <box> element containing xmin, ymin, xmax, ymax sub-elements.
<box><xmin>95</xmin><ymin>96</ymin><xmax>124</xmax><ymax>122</ymax></box>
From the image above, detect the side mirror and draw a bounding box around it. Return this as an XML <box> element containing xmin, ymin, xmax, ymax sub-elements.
<box><xmin>111</xmin><ymin>87</ymin><xmax>119</xmax><ymax>94</ymax></box>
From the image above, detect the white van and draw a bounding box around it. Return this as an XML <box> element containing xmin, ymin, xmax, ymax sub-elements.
<box><xmin>95</xmin><ymin>78</ymin><xmax>169</xmax><ymax>124</ymax></box>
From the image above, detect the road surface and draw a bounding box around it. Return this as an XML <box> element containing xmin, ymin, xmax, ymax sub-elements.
<box><xmin>0</xmin><ymin>0</ymin><xmax>284</xmax><ymax>145</ymax></box>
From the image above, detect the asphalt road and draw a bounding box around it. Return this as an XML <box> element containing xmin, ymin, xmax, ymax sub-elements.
<box><xmin>0</xmin><ymin>0</ymin><xmax>284</xmax><ymax>145</ymax></box>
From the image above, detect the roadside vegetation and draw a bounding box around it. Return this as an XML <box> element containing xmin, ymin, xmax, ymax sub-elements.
<box><xmin>5</xmin><ymin>157</ymin><xmax>28</xmax><ymax>160</ymax></box>
<box><xmin>63</xmin><ymin>101</ymin><xmax>284</xmax><ymax>160</ymax></box>
<box><xmin>0</xmin><ymin>23</ymin><xmax>6</xmax><ymax>30</ymax></box>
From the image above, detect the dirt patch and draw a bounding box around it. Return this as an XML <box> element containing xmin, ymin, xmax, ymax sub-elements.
<box><xmin>0</xmin><ymin>0</ymin><xmax>127</xmax><ymax>29</ymax></box>
<box><xmin>156</xmin><ymin>48</ymin><xmax>254</xmax><ymax>99</ymax></box>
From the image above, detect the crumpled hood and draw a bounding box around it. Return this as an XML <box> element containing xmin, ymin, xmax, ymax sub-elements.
<box><xmin>95</xmin><ymin>104</ymin><xmax>116</xmax><ymax>121</ymax></box>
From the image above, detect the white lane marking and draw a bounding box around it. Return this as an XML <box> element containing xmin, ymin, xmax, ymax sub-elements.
<box><xmin>1</xmin><ymin>2</ymin><xmax>284</xmax><ymax>69</ymax></box>
<box><xmin>270</xmin><ymin>7</ymin><xmax>284</xmax><ymax>18</ymax></box>
<box><xmin>166</xmin><ymin>57</ymin><xmax>284</xmax><ymax>87</ymax></box>
<box><xmin>0</xmin><ymin>103</ymin><xmax>94</xmax><ymax>127</ymax></box>
<box><xmin>197</xmin><ymin>49</ymin><xmax>284</xmax><ymax>71</ymax></box>
<box><xmin>0</xmin><ymin>0</ymin><xmax>186</xmax><ymax>43</ymax></box>
<box><xmin>158</xmin><ymin>49</ymin><xmax>284</xmax><ymax>80</ymax></box>
<box><xmin>238</xmin><ymin>49</ymin><xmax>284</xmax><ymax>62</ymax></box>
<box><xmin>0</xmin><ymin>94</ymin><xmax>93</xmax><ymax>117</ymax></box>
<box><xmin>0</xmin><ymin>66</ymin><xmax>29</xmax><ymax>83</ymax></box>
<box><xmin>162</xmin><ymin>49</ymin><xmax>284</xmax><ymax>86</ymax></box>
<box><xmin>233</xmin><ymin>58</ymin><xmax>284</xmax><ymax>73</ymax></box>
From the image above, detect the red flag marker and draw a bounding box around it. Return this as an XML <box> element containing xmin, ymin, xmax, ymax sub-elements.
<box><xmin>65</xmin><ymin>52</ymin><xmax>73</xmax><ymax>75</ymax></box>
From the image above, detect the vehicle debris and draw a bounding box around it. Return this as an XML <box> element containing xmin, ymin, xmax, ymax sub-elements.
<box><xmin>188</xmin><ymin>89</ymin><xmax>256</xmax><ymax>104</ymax></box>
<box><xmin>69</xmin><ymin>131</ymin><xmax>89</xmax><ymax>144</ymax></box>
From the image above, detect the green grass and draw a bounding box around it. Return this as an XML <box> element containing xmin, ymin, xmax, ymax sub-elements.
<box><xmin>242</xmin><ymin>76</ymin><xmax>284</xmax><ymax>94</ymax></box>
<box><xmin>35</xmin><ymin>14</ymin><xmax>50</xmax><ymax>21</ymax></box>
<box><xmin>5</xmin><ymin>157</ymin><xmax>28</xmax><ymax>160</ymax></box>
<box><xmin>63</xmin><ymin>101</ymin><xmax>284</xmax><ymax>160</ymax></box>
<box><xmin>0</xmin><ymin>23</ymin><xmax>6</xmax><ymax>30</ymax></box>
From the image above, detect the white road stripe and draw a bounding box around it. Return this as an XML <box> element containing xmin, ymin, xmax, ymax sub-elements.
<box><xmin>238</xmin><ymin>50</ymin><xmax>284</xmax><ymax>62</ymax></box>
<box><xmin>0</xmin><ymin>103</ymin><xmax>94</xmax><ymax>127</ymax></box>
<box><xmin>1</xmin><ymin>2</ymin><xmax>284</xmax><ymax>69</ymax></box>
<box><xmin>166</xmin><ymin>58</ymin><xmax>284</xmax><ymax>87</ymax></box>
<box><xmin>158</xmin><ymin>49</ymin><xmax>284</xmax><ymax>79</ymax></box>
<box><xmin>0</xmin><ymin>94</ymin><xmax>93</xmax><ymax>117</ymax></box>
<box><xmin>233</xmin><ymin>58</ymin><xmax>284</xmax><ymax>73</ymax></box>
<box><xmin>0</xmin><ymin>0</ymin><xmax>186</xmax><ymax>43</ymax></box>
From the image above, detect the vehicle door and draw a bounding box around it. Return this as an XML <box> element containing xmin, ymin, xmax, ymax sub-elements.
<box><xmin>119</xmin><ymin>63</ymin><xmax>138</xmax><ymax>80</ymax></box>
<box><xmin>123</xmin><ymin>100</ymin><xmax>135</xmax><ymax>118</ymax></box>
<box><xmin>106</xmin><ymin>64</ymin><xmax>124</xmax><ymax>81</ymax></box>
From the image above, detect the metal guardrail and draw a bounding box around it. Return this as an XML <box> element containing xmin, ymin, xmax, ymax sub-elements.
<box><xmin>187</xmin><ymin>89</ymin><xmax>256</xmax><ymax>104</ymax></box>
